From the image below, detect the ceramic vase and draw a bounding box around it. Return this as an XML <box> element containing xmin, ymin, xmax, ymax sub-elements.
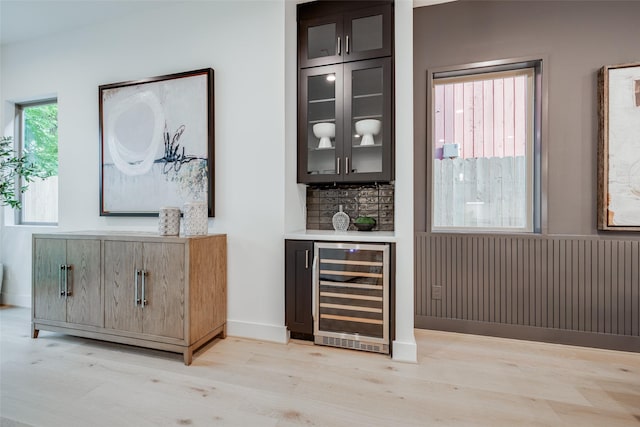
<box><xmin>183</xmin><ymin>202</ymin><xmax>208</xmax><ymax>236</ymax></box>
<box><xmin>158</xmin><ymin>207</ymin><xmax>181</xmax><ymax>236</ymax></box>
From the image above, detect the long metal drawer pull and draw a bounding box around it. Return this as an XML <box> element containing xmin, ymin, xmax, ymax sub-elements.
<box><xmin>346</xmin><ymin>35</ymin><xmax>350</xmax><ymax>54</ymax></box>
<box><xmin>134</xmin><ymin>269</ymin><xmax>140</xmax><ymax>306</ymax></box>
<box><xmin>65</xmin><ymin>265</ymin><xmax>71</xmax><ymax>297</ymax></box>
<box><xmin>337</xmin><ymin>36</ymin><xmax>341</xmax><ymax>55</ymax></box>
<box><xmin>305</xmin><ymin>250</ymin><xmax>309</xmax><ymax>269</ymax></box>
<box><xmin>336</xmin><ymin>157</ymin><xmax>341</xmax><ymax>175</ymax></box>
<box><xmin>141</xmin><ymin>270</ymin><xmax>147</xmax><ymax>308</ymax></box>
<box><xmin>345</xmin><ymin>157</ymin><xmax>349</xmax><ymax>175</ymax></box>
<box><xmin>59</xmin><ymin>265</ymin><xmax>64</xmax><ymax>297</ymax></box>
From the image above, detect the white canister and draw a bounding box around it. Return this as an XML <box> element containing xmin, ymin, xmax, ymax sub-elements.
<box><xmin>183</xmin><ymin>202</ymin><xmax>208</xmax><ymax>236</ymax></box>
<box><xmin>158</xmin><ymin>207</ymin><xmax>181</xmax><ymax>236</ymax></box>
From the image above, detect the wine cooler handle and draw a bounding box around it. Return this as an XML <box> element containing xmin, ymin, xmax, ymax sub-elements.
<box><xmin>311</xmin><ymin>254</ymin><xmax>318</xmax><ymax>321</ymax></box>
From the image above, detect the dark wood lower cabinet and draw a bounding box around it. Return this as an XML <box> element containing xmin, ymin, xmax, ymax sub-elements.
<box><xmin>285</xmin><ymin>240</ymin><xmax>314</xmax><ymax>339</ymax></box>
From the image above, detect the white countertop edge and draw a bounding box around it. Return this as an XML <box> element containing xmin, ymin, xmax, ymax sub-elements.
<box><xmin>285</xmin><ymin>230</ymin><xmax>397</xmax><ymax>242</ymax></box>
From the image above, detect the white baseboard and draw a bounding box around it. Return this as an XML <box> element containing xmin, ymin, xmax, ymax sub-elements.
<box><xmin>392</xmin><ymin>339</ymin><xmax>418</xmax><ymax>363</ymax></box>
<box><xmin>226</xmin><ymin>319</ymin><xmax>289</xmax><ymax>344</ymax></box>
<box><xmin>1</xmin><ymin>293</ymin><xmax>30</xmax><ymax>308</ymax></box>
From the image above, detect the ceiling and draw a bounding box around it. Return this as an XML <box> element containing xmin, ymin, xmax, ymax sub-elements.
<box><xmin>0</xmin><ymin>1</ymin><xmax>159</xmax><ymax>46</ymax></box>
<box><xmin>0</xmin><ymin>0</ymin><xmax>455</xmax><ymax>46</ymax></box>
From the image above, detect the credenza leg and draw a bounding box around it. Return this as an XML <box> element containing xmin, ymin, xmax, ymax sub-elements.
<box><xmin>183</xmin><ymin>348</ymin><xmax>193</xmax><ymax>366</ymax></box>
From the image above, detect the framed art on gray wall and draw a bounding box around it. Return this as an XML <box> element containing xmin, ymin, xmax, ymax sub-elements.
<box><xmin>598</xmin><ymin>62</ymin><xmax>640</xmax><ymax>231</ymax></box>
<box><xmin>99</xmin><ymin>68</ymin><xmax>215</xmax><ymax>216</ymax></box>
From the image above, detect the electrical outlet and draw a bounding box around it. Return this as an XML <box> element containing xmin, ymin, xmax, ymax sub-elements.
<box><xmin>432</xmin><ymin>285</ymin><xmax>442</xmax><ymax>300</ymax></box>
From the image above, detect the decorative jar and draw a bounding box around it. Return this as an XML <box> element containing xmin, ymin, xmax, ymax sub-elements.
<box><xmin>183</xmin><ymin>202</ymin><xmax>208</xmax><ymax>236</ymax></box>
<box><xmin>158</xmin><ymin>207</ymin><xmax>181</xmax><ymax>236</ymax></box>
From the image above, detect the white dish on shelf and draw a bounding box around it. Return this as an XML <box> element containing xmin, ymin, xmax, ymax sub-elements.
<box><xmin>355</xmin><ymin>119</ymin><xmax>381</xmax><ymax>146</ymax></box>
<box><xmin>312</xmin><ymin>122</ymin><xmax>335</xmax><ymax>148</ymax></box>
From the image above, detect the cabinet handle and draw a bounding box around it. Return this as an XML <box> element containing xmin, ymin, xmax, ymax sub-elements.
<box><xmin>305</xmin><ymin>249</ymin><xmax>309</xmax><ymax>269</ymax></box>
<box><xmin>59</xmin><ymin>265</ymin><xmax>65</xmax><ymax>297</ymax></box>
<box><xmin>311</xmin><ymin>254</ymin><xmax>318</xmax><ymax>325</ymax></box>
<box><xmin>141</xmin><ymin>270</ymin><xmax>147</xmax><ymax>308</ymax></box>
<box><xmin>337</xmin><ymin>157</ymin><xmax>341</xmax><ymax>175</ymax></box>
<box><xmin>134</xmin><ymin>269</ymin><xmax>141</xmax><ymax>306</ymax></box>
<box><xmin>346</xmin><ymin>35</ymin><xmax>350</xmax><ymax>54</ymax></box>
<box><xmin>65</xmin><ymin>265</ymin><xmax>71</xmax><ymax>297</ymax></box>
<box><xmin>337</xmin><ymin>36</ymin><xmax>341</xmax><ymax>55</ymax></box>
<box><xmin>345</xmin><ymin>157</ymin><xmax>350</xmax><ymax>175</ymax></box>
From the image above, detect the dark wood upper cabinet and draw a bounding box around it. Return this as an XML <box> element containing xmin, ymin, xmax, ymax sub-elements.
<box><xmin>297</xmin><ymin>1</ymin><xmax>394</xmax><ymax>185</ymax></box>
<box><xmin>299</xmin><ymin>2</ymin><xmax>393</xmax><ymax>68</ymax></box>
<box><xmin>298</xmin><ymin>57</ymin><xmax>393</xmax><ymax>184</ymax></box>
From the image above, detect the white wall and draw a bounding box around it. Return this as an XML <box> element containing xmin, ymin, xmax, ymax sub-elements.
<box><xmin>1</xmin><ymin>0</ymin><xmax>416</xmax><ymax>360</ymax></box>
<box><xmin>1</xmin><ymin>1</ymin><xmax>288</xmax><ymax>342</ymax></box>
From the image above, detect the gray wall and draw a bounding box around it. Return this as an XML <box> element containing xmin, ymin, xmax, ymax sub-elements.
<box><xmin>413</xmin><ymin>1</ymin><xmax>640</xmax><ymax>351</ymax></box>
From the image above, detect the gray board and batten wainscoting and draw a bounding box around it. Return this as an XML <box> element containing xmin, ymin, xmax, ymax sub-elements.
<box><xmin>416</xmin><ymin>234</ymin><xmax>639</xmax><ymax>352</ymax></box>
<box><xmin>414</xmin><ymin>1</ymin><xmax>640</xmax><ymax>352</ymax></box>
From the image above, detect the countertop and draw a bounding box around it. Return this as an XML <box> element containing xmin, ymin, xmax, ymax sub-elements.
<box><xmin>285</xmin><ymin>229</ymin><xmax>397</xmax><ymax>242</ymax></box>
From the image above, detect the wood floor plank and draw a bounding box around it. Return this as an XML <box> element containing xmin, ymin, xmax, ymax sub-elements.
<box><xmin>2</xmin><ymin>306</ymin><xmax>639</xmax><ymax>426</ymax></box>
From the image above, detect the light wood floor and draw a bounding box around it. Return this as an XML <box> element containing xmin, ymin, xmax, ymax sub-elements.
<box><xmin>1</xmin><ymin>306</ymin><xmax>639</xmax><ymax>426</ymax></box>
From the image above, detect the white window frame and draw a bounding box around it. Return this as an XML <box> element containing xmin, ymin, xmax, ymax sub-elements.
<box><xmin>429</xmin><ymin>59</ymin><xmax>542</xmax><ymax>234</ymax></box>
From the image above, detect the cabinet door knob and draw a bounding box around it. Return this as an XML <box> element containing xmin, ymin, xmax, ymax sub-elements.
<box><xmin>345</xmin><ymin>157</ymin><xmax>350</xmax><ymax>175</ymax></box>
<box><xmin>337</xmin><ymin>157</ymin><xmax>341</xmax><ymax>175</ymax></box>
<box><xmin>305</xmin><ymin>249</ymin><xmax>309</xmax><ymax>269</ymax></box>
<box><xmin>346</xmin><ymin>35</ymin><xmax>350</xmax><ymax>54</ymax></box>
<box><xmin>337</xmin><ymin>36</ymin><xmax>341</xmax><ymax>56</ymax></box>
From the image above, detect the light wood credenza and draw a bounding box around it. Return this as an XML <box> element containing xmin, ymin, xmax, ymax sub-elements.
<box><xmin>32</xmin><ymin>232</ymin><xmax>226</xmax><ymax>365</ymax></box>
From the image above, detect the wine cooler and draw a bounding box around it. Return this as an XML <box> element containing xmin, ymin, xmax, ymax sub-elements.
<box><xmin>313</xmin><ymin>242</ymin><xmax>390</xmax><ymax>354</ymax></box>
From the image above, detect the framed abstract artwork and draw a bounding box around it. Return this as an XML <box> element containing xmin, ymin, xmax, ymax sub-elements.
<box><xmin>99</xmin><ymin>68</ymin><xmax>214</xmax><ymax>216</ymax></box>
<box><xmin>598</xmin><ymin>62</ymin><xmax>640</xmax><ymax>230</ymax></box>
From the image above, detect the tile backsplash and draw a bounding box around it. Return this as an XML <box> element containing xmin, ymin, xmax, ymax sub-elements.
<box><xmin>306</xmin><ymin>184</ymin><xmax>394</xmax><ymax>231</ymax></box>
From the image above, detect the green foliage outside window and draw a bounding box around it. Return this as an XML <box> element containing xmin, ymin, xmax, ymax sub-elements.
<box><xmin>23</xmin><ymin>103</ymin><xmax>58</xmax><ymax>178</ymax></box>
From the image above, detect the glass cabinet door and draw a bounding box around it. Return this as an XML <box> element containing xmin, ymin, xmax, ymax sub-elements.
<box><xmin>299</xmin><ymin>15</ymin><xmax>343</xmax><ymax>68</ymax></box>
<box><xmin>344</xmin><ymin>4</ymin><xmax>392</xmax><ymax>62</ymax></box>
<box><xmin>299</xmin><ymin>65</ymin><xmax>343</xmax><ymax>183</ymax></box>
<box><xmin>344</xmin><ymin>57</ymin><xmax>392</xmax><ymax>182</ymax></box>
<box><xmin>300</xmin><ymin>4</ymin><xmax>391</xmax><ymax>68</ymax></box>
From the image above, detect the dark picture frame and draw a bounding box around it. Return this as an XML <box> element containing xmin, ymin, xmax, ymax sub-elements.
<box><xmin>99</xmin><ymin>68</ymin><xmax>215</xmax><ymax>217</ymax></box>
<box><xmin>597</xmin><ymin>62</ymin><xmax>640</xmax><ymax>230</ymax></box>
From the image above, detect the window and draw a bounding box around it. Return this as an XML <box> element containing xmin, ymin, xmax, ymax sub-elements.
<box><xmin>16</xmin><ymin>100</ymin><xmax>58</xmax><ymax>224</ymax></box>
<box><xmin>431</xmin><ymin>60</ymin><xmax>541</xmax><ymax>232</ymax></box>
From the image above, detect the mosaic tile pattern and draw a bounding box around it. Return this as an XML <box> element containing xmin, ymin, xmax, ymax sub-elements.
<box><xmin>306</xmin><ymin>184</ymin><xmax>394</xmax><ymax>231</ymax></box>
